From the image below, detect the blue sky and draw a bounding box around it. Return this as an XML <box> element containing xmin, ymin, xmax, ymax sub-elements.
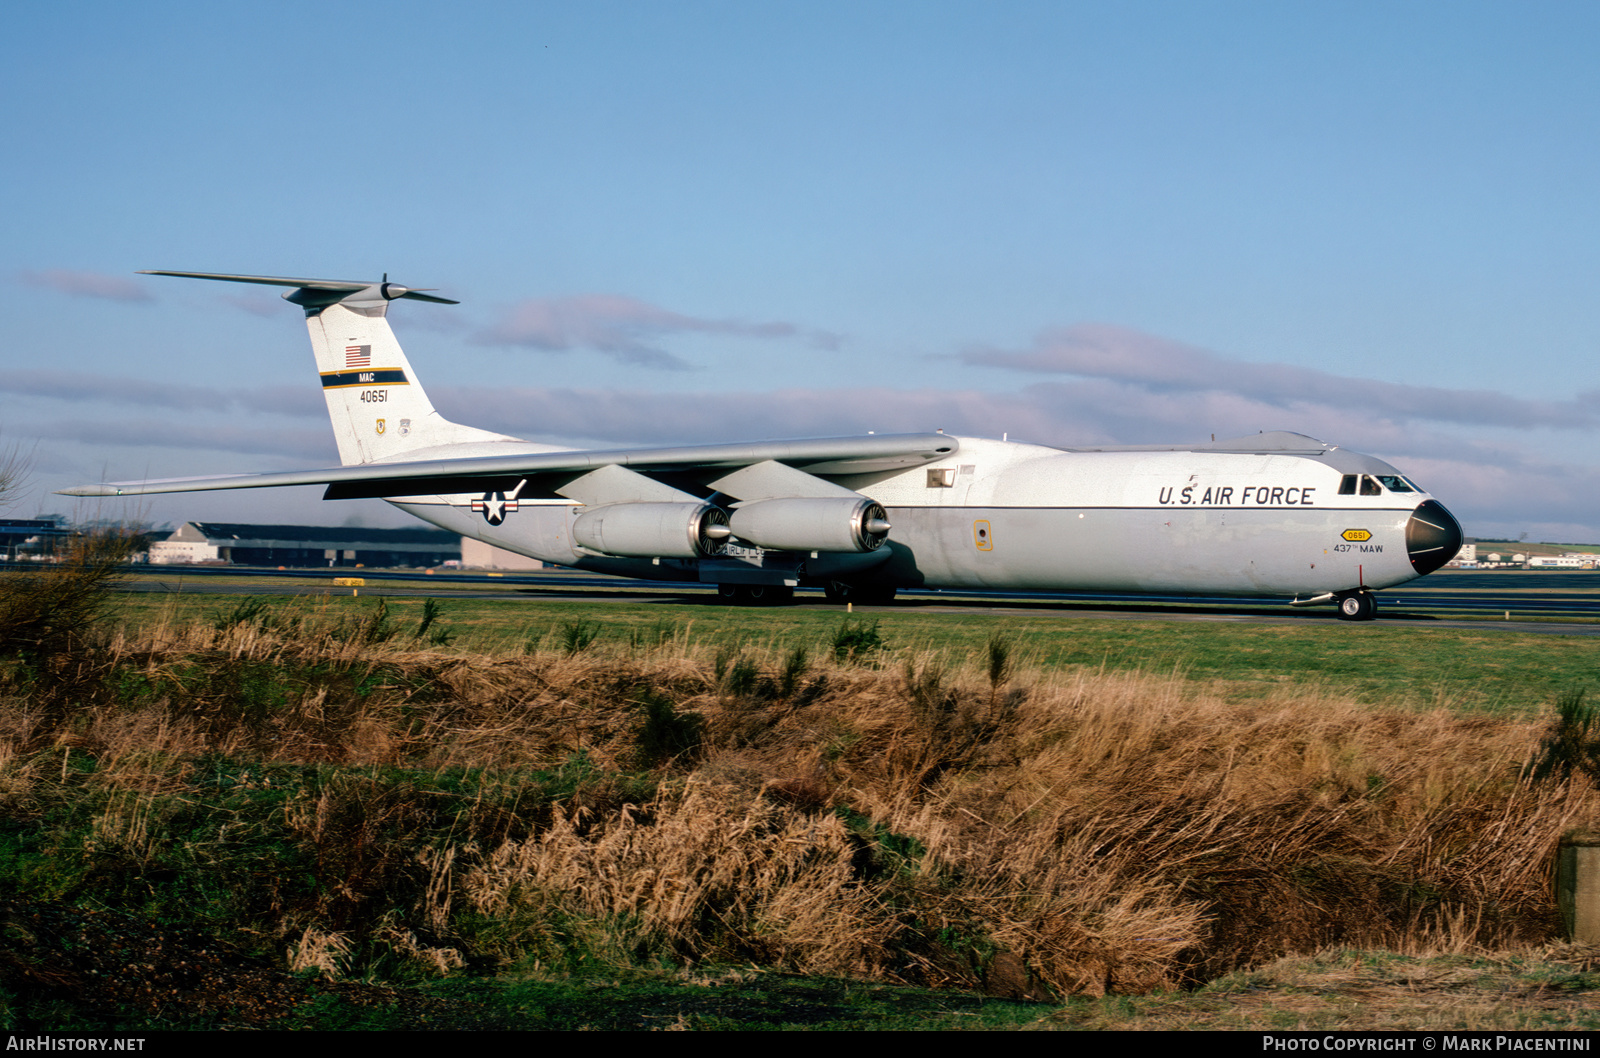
<box><xmin>2</xmin><ymin>1</ymin><xmax>1597</xmax><ymax>541</ymax></box>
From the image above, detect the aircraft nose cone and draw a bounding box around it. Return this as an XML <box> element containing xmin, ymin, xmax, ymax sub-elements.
<box><xmin>1406</xmin><ymin>500</ymin><xmax>1463</xmax><ymax>575</ymax></box>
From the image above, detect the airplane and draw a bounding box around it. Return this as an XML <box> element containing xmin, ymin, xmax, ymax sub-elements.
<box><xmin>61</xmin><ymin>271</ymin><xmax>1464</xmax><ymax>621</ymax></box>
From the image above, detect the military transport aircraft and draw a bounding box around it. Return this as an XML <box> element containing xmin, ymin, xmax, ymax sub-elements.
<box><xmin>62</xmin><ymin>272</ymin><xmax>1463</xmax><ymax>621</ymax></box>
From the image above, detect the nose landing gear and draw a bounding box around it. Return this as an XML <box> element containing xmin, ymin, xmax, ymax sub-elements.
<box><xmin>1335</xmin><ymin>591</ymin><xmax>1376</xmax><ymax>622</ymax></box>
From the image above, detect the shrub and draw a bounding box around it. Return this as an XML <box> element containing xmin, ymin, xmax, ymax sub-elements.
<box><xmin>779</xmin><ymin>646</ymin><xmax>810</xmax><ymax>698</ymax></box>
<box><xmin>830</xmin><ymin>618</ymin><xmax>884</xmax><ymax>664</ymax></box>
<box><xmin>986</xmin><ymin>632</ymin><xmax>1013</xmax><ymax>695</ymax></box>
<box><xmin>413</xmin><ymin>598</ymin><xmax>454</xmax><ymax>646</ymax></box>
<box><xmin>633</xmin><ymin>688</ymin><xmax>705</xmax><ymax>767</ymax></box>
<box><xmin>0</xmin><ymin>529</ymin><xmax>138</xmax><ymax>660</ymax></box>
<box><xmin>1526</xmin><ymin>690</ymin><xmax>1600</xmax><ymax>786</ymax></box>
<box><xmin>558</xmin><ymin>619</ymin><xmax>600</xmax><ymax>656</ymax></box>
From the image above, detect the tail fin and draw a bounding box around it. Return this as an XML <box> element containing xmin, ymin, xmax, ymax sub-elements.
<box><xmin>139</xmin><ymin>271</ymin><xmax>514</xmax><ymax>465</ymax></box>
<box><xmin>305</xmin><ymin>299</ymin><xmax>513</xmax><ymax>464</ymax></box>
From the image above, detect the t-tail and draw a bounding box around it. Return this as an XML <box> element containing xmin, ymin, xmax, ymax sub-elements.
<box><xmin>139</xmin><ymin>271</ymin><xmax>514</xmax><ymax>465</ymax></box>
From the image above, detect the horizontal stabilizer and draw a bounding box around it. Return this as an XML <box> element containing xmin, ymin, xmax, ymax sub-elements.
<box><xmin>137</xmin><ymin>270</ymin><xmax>459</xmax><ymax>305</ymax></box>
<box><xmin>58</xmin><ymin>433</ymin><xmax>959</xmax><ymax>498</ymax></box>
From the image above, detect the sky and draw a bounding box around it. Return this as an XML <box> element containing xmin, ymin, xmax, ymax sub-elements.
<box><xmin>2</xmin><ymin>1</ymin><xmax>1598</xmax><ymax>542</ymax></box>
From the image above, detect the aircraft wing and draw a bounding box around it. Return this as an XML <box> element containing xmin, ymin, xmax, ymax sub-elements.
<box><xmin>59</xmin><ymin>433</ymin><xmax>958</xmax><ymax>498</ymax></box>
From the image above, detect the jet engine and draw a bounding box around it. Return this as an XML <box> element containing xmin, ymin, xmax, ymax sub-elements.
<box><xmin>728</xmin><ymin>497</ymin><xmax>891</xmax><ymax>553</ymax></box>
<box><xmin>573</xmin><ymin>502</ymin><xmax>731</xmax><ymax>559</ymax></box>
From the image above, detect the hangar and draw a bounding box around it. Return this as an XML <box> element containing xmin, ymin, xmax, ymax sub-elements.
<box><xmin>0</xmin><ymin>518</ymin><xmax>74</xmax><ymax>561</ymax></box>
<box><xmin>149</xmin><ymin>522</ymin><xmax>460</xmax><ymax>568</ymax></box>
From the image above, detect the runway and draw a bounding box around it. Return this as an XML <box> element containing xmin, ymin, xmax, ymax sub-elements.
<box><xmin>111</xmin><ymin>565</ymin><xmax>1600</xmax><ymax>634</ymax></box>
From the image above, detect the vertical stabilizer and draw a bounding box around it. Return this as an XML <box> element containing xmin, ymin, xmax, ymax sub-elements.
<box><xmin>305</xmin><ymin>300</ymin><xmax>512</xmax><ymax>465</ymax></box>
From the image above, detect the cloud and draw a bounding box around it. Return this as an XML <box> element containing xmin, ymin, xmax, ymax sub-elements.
<box><xmin>17</xmin><ymin>270</ymin><xmax>154</xmax><ymax>303</ymax></box>
<box><xmin>422</xmin><ymin>379</ymin><xmax>1544</xmax><ymax>461</ymax></box>
<box><xmin>475</xmin><ymin>293</ymin><xmax>839</xmax><ymax>369</ymax></box>
<box><xmin>962</xmin><ymin>323</ymin><xmax>1600</xmax><ymax>431</ymax></box>
<box><xmin>430</xmin><ymin>383</ymin><xmax>1027</xmax><ymax>447</ymax></box>
<box><xmin>220</xmin><ymin>293</ymin><xmax>284</xmax><ymax>318</ymax></box>
<box><xmin>0</xmin><ymin>371</ymin><xmax>321</xmax><ymax>418</ymax></box>
<box><xmin>29</xmin><ymin>418</ymin><xmax>335</xmax><ymax>462</ymax></box>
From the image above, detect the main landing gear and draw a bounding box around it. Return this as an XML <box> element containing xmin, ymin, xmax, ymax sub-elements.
<box><xmin>716</xmin><ymin>584</ymin><xmax>795</xmax><ymax>606</ymax></box>
<box><xmin>1335</xmin><ymin>591</ymin><xmax>1377</xmax><ymax>622</ymax></box>
<box><xmin>713</xmin><ymin>582</ymin><xmax>900</xmax><ymax>606</ymax></box>
<box><xmin>823</xmin><ymin>581</ymin><xmax>897</xmax><ymax>605</ymax></box>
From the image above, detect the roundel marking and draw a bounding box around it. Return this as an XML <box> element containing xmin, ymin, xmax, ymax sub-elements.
<box><xmin>471</xmin><ymin>491</ymin><xmax>518</xmax><ymax>526</ymax></box>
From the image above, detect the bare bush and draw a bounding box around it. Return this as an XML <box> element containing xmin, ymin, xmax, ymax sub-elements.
<box><xmin>0</xmin><ymin>529</ymin><xmax>138</xmax><ymax>660</ymax></box>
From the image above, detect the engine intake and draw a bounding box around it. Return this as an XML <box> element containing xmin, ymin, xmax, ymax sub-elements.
<box><xmin>728</xmin><ymin>497</ymin><xmax>890</xmax><ymax>553</ymax></box>
<box><xmin>573</xmin><ymin>502</ymin><xmax>730</xmax><ymax>559</ymax></box>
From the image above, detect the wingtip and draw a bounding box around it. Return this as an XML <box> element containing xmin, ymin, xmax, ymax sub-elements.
<box><xmin>59</xmin><ymin>484</ymin><xmax>132</xmax><ymax>497</ymax></box>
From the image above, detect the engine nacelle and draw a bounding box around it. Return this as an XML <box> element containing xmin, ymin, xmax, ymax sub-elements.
<box><xmin>728</xmin><ymin>497</ymin><xmax>890</xmax><ymax>553</ymax></box>
<box><xmin>572</xmin><ymin>502</ymin><xmax>730</xmax><ymax>559</ymax></box>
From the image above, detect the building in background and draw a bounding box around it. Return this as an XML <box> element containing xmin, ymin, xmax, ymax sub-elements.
<box><xmin>149</xmin><ymin>523</ymin><xmax>461</xmax><ymax>568</ymax></box>
<box><xmin>459</xmin><ymin>538</ymin><xmax>544</xmax><ymax>570</ymax></box>
<box><xmin>1528</xmin><ymin>555</ymin><xmax>1591</xmax><ymax>569</ymax></box>
<box><xmin>0</xmin><ymin>517</ymin><xmax>74</xmax><ymax>560</ymax></box>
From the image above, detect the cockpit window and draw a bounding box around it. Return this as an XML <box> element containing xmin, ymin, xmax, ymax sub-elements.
<box><xmin>1340</xmin><ymin>473</ymin><xmax>1422</xmax><ymax>495</ymax></box>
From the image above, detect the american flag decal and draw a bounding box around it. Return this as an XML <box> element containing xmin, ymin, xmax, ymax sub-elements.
<box><xmin>345</xmin><ymin>345</ymin><xmax>371</xmax><ymax>369</ymax></box>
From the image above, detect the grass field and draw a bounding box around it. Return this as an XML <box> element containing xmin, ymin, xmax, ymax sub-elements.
<box><xmin>111</xmin><ymin>589</ymin><xmax>1600</xmax><ymax>714</ymax></box>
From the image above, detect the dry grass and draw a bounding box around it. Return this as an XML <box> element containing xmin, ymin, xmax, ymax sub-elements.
<box><xmin>1046</xmin><ymin>946</ymin><xmax>1600</xmax><ymax>1030</ymax></box>
<box><xmin>1</xmin><ymin>601</ymin><xmax>1594</xmax><ymax>1012</ymax></box>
